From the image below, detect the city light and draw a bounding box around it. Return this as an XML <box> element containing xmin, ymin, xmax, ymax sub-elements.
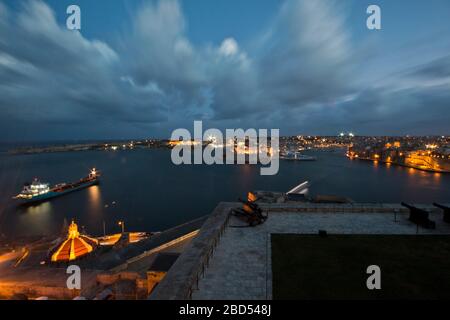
<box><xmin>118</xmin><ymin>221</ymin><xmax>125</xmax><ymax>233</ymax></box>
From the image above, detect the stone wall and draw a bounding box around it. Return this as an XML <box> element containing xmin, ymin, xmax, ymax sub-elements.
<box><xmin>150</xmin><ymin>202</ymin><xmax>236</xmax><ymax>300</ymax></box>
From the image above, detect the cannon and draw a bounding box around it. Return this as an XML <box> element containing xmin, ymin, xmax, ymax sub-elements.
<box><xmin>231</xmin><ymin>198</ymin><xmax>268</xmax><ymax>227</ymax></box>
<box><xmin>433</xmin><ymin>203</ymin><xmax>450</xmax><ymax>223</ymax></box>
<box><xmin>401</xmin><ymin>202</ymin><xmax>436</xmax><ymax>229</ymax></box>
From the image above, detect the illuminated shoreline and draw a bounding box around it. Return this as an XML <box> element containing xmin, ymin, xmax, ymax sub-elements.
<box><xmin>348</xmin><ymin>156</ymin><xmax>450</xmax><ymax>174</ymax></box>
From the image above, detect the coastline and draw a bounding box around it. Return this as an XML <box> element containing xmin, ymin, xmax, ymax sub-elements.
<box><xmin>6</xmin><ymin>140</ymin><xmax>170</xmax><ymax>155</ymax></box>
<box><xmin>352</xmin><ymin>156</ymin><xmax>450</xmax><ymax>174</ymax></box>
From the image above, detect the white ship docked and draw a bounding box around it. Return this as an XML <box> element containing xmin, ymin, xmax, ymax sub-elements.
<box><xmin>15</xmin><ymin>179</ymin><xmax>51</xmax><ymax>199</ymax></box>
<box><xmin>280</xmin><ymin>151</ymin><xmax>317</xmax><ymax>161</ymax></box>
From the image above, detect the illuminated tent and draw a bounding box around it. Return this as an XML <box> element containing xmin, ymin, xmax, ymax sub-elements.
<box><xmin>51</xmin><ymin>220</ymin><xmax>98</xmax><ymax>262</ymax></box>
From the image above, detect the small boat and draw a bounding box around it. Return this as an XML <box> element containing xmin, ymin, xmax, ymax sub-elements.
<box><xmin>13</xmin><ymin>168</ymin><xmax>100</xmax><ymax>205</ymax></box>
<box><xmin>280</xmin><ymin>151</ymin><xmax>317</xmax><ymax>161</ymax></box>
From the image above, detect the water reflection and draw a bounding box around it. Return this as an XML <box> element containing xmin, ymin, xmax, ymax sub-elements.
<box><xmin>373</xmin><ymin>160</ymin><xmax>379</xmax><ymax>170</ymax></box>
<box><xmin>18</xmin><ymin>201</ymin><xmax>52</xmax><ymax>216</ymax></box>
<box><xmin>17</xmin><ymin>202</ymin><xmax>53</xmax><ymax>236</ymax></box>
<box><xmin>87</xmin><ymin>185</ymin><xmax>102</xmax><ymax>212</ymax></box>
<box><xmin>237</xmin><ymin>164</ymin><xmax>254</xmax><ymax>189</ymax></box>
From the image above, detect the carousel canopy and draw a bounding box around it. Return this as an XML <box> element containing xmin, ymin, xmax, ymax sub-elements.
<box><xmin>51</xmin><ymin>220</ymin><xmax>98</xmax><ymax>262</ymax></box>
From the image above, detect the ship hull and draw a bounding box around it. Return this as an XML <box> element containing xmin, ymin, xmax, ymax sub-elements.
<box><xmin>16</xmin><ymin>179</ymin><xmax>99</xmax><ymax>205</ymax></box>
<box><xmin>280</xmin><ymin>157</ymin><xmax>317</xmax><ymax>161</ymax></box>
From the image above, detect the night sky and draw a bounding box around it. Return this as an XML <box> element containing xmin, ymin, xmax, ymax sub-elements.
<box><xmin>1</xmin><ymin>0</ymin><xmax>450</xmax><ymax>141</ymax></box>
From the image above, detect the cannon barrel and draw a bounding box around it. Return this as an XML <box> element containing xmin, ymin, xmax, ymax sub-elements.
<box><xmin>401</xmin><ymin>202</ymin><xmax>428</xmax><ymax>213</ymax></box>
<box><xmin>401</xmin><ymin>202</ymin><xmax>415</xmax><ymax>210</ymax></box>
<box><xmin>433</xmin><ymin>203</ymin><xmax>450</xmax><ymax>223</ymax></box>
<box><xmin>401</xmin><ymin>202</ymin><xmax>435</xmax><ymax>229</ymax></box>
<box><xmin>238</xmin><ymin>197</ymin><xmax>262</xmax><ymax>214</ymax></box>
<box><xmin>433</xmin><ymin>202</ymin><xmax>449</xmax><ymax>210</ymax></box>
<box><xmin>239</xmin><ymin>198</ymin><xmax>260</xmax><ymax>210</ymax></box>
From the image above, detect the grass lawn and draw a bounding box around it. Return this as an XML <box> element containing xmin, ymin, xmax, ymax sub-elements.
<box><xmin>271</xmin><ymin>234</ymin><xmax>450</xmax><ymax>300</ymax></box>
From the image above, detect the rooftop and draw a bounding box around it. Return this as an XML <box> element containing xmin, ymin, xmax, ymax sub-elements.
<box><xmin>151</xmin><ymin>202</ymin><xmax>450</xmax><ymax>300</ymax></box>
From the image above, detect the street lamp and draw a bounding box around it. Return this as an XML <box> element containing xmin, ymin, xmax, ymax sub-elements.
<box><xmin>118</xmin><ymin>221</ymin><xmax>125</xmax><ymax>233</ymax></box>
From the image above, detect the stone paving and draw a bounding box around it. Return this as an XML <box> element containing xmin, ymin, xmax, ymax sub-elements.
<box><xmin>192</xmin><ymin>209</ymin><xmax>450</xmax><ymax>300</ymax></box>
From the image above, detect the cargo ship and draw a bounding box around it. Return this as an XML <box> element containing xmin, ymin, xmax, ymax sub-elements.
<box><xmin>13</xmin><ymin>168</ymin><xmax>100</xmax><ymax>205</ymax></box>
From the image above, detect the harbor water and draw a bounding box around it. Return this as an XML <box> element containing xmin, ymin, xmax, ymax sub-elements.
<box><xmin>0</xmin><ymin>148</ymin><xmax>449</xmax><ymax>239</ymax></box>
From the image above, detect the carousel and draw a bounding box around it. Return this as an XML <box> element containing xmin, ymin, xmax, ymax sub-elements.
<box><xmin>51</xmin><ymin>220</ymin><xmax>98</xmax><ymax>262</ymax></box>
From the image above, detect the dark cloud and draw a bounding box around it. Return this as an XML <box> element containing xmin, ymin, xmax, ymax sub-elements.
<box><xmin>257</xmin><ymin>0</ymin><xmax>354</xmax><ymax>107</ymax></box>
<box><xmin>0</xmin><ymin>0</ymin><xmax>167</xmax><ymax>140</ymax></box>
<box><xmin>0</xmin><ymin>0</ymin><xmax>449</xmax><ymax>140</ymax></box>
<box><xmin>123</xmin><ymin>0</ymin><xmax>206</xmax><ymax>107</ymax></box>
<box><xmin>409</xmin><ymin>55</ymin><xmax>450</xmax><ymax>79</ymax></box>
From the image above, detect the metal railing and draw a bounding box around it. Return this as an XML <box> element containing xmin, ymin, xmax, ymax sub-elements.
<box><xmin>187</xmin><ymin>211</ymin><xmax>231</xmax><ymax>299</ymax></box>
